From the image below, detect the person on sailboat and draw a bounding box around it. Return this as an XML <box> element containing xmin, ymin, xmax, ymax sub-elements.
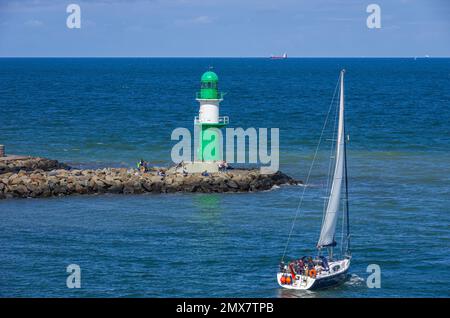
<box><xmin>307</xmin><ymin>257</ymin><xmax>314</xmax><ymax>270</ymax></box>
<box><xmin>319</xmin><ymin>255</ymin><xmax>330</xmax><ymax>271</ymax></box>
<box><xmin>295</xmin><ymin>259</ymin><xmax>304</xmax><ymax>274</ymax></box>
<box><xmin>279</xmin><ymin>261</ymin><xmax>286</xmax><ymax>273</ymax></box>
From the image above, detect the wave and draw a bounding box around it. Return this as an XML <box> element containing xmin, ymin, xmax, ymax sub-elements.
<box><xmin>345</xmin><ymin>273</ymin><xmax>365</xmax><ymax>287</ymax></box>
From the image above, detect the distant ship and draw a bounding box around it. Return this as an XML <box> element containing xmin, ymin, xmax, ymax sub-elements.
<box><xmin>270</xmin><ymin>53</ymin><xmax>287</xmax><ymax>60</ymax></box>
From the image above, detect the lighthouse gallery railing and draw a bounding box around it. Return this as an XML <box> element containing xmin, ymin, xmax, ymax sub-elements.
<box><xmin>194</xmin><ymin>116</ymin><xmax>229</xmax><ymax>125</ymax></box>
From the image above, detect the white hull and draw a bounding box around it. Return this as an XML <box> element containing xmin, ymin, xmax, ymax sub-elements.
<box><xmin>277</xmin><ymin>258</ymin><xmax>350</xmax><ymax>290</ymax></box>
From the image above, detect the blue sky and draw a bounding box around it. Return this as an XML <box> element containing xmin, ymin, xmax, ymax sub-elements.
<box><xmin>0</xmin><ymin>0</ymin><xmax>449</xmax><ymax>57</ymax></box>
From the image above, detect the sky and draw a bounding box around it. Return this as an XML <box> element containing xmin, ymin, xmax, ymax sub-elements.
<box><xmin>0</xmin><ymin>0</ymin><xmax>449</xmax><ymax>57</ymax></box>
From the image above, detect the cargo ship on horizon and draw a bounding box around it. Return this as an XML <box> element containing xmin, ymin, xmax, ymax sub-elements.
<box><xmin>270</xmin><ymin>53</ymin><xmax>287</xmax><ymax>59</ymax></box>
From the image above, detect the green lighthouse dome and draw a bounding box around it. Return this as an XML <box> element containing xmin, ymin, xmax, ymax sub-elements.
<box><xmin>201</xmin><ymin>71</ymin><xmax>219</xmax><ymax>82</ymax></box>
<box><xmin>198</xmin><ymin>70</ymin><xmax>221</xmax><ymax>99</ymax></box>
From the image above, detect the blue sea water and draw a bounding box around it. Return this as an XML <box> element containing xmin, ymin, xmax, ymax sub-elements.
<box><xmin>0</xmin><ymin>58</ymin><xmax>449</xmax><ymax>297</ymax></box>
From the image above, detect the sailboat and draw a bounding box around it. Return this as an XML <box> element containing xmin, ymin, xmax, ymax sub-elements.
<box><xmin>277</xmin><ymin>70</ymin><xmax>351</xmax><ymax>290</ymax></box>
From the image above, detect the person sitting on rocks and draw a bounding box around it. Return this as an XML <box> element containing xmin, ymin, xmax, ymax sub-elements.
<box><xmin>137</xmin><ymin>159</ymin><xmax>149</xmax><ymax>173</ymax></box>
<box><xmin>201</xmin><ymin>170</ymin><xmax>209</xmax><ymax>177</ymax></box>
<box><xmin>218</xmin><ymin>161</ymin><xmax>229</xmax><ymax>172</ymax></box>
<box><xmin>157</xmin><ymin>170</ymin><xmax>166</xmax><ymax>177</ymax></box>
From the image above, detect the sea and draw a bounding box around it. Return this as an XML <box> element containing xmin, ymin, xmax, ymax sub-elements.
<box><xmin>0</xmin><ymin>58</ymin><xmax>449</xmax><ymax>297</ymax></box>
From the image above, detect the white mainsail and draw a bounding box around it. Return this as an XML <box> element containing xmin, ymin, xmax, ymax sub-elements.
<box><xmin>317</xmin><ymin>70</ymin><xmax>345</xmax><ymax>248</ymax></box>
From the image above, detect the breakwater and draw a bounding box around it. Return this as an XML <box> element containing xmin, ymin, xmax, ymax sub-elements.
<box><xmin>0</xmin><ymin>155</ymin><xmax>68</xmax><ymax>174</ymax></box>
<box><xmin>0</xmin><ymin>157</ymin><xmax>299</xmax><ymax>199</ymax></box>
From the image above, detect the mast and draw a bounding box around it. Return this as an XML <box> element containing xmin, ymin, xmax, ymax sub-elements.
<box><xmin>317</xmin><ymin>69</ymin><xmax>345</xmax><ymax>250</ymax></box>
<box><xmin>344</xmin><ymin>109</ymin><xmax>350</xmax><ymax>255</ymax></box>
<box><xmin>280</xmin><ymin>70</ymin><xmax>343</xmax><ymax>263</ymax></box>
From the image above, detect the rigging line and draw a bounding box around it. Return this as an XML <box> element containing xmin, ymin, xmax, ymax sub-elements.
<box><xmin>343</xmin><ymin>123</ymin><xmax>351</xmax><ymax>253</ymax></box>
<box><xmin>341</xmin><ymin>143</ymin><xmax>348</xmax><ymax>254</ymax></box>
<box><xmin>340</xmin><ymin>196</ymin><xmax>346</xmax><ymax>254</ymax></box>
<box><xmin>281</xmin><ymin>75</ymin><xmax>341</xmax><ymax>262</ymax></box>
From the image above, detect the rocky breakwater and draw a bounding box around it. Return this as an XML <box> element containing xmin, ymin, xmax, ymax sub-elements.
<box><xmin>0</xmin><ymin>156</ymin><xmax>68</xmax><ymax>174</ymax></box>
<box><xmin>0</xmin><ymin>166</ymin><xmax>299</xmax><ymax>199</ymax></box>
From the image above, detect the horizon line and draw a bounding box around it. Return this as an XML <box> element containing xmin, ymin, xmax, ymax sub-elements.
<box><xmin>0</xmin><ymin>56</ymin><xmax>449</xmax><ymax>59</ymax></box>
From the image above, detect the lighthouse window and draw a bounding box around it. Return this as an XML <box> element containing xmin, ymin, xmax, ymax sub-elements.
<box><xmin>202</xmin><ymin>82</ymin><xmax>215</xmax><ymax>89</ymax></box>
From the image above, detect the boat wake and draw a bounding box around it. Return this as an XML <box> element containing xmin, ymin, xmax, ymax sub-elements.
<box><xmin>264</xmin><ymin>183</ymin><xmax>293</xmax><ymax>192</ymax></box>
<box><xmin>344</xmin><ymin>273</ymin><xmax>364</xmax><ymax>286</ymax></box>
<box><xmin>276</xmin><ymin>288</ymin><xmax>317</xmax><ymax>298</ymax></box>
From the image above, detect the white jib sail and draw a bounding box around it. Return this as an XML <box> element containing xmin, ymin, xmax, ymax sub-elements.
<box><xmin>317</xmin><ymin>70</ymin><xmax>345</xmax><ymax>248</ymax></box>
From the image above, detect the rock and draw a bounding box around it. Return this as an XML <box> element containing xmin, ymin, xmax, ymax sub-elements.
<box><xmin>226</xmin><ymin>180</ymin><xmax>239</xmax><ymax>189</ymax></box>
<box><xmin>108</xmin><ymin>181</ymin><xmax>123</xmax><ymax>193</ymax></box>
<box><xmin>0</xmin><ymin>156</ymin><xmax>69</xmax><ymax>174</ymax></box>
<box><xmin>11</xmin><ymin>184</ymin><xmax>29</xmax><ymax>197</ymax></box>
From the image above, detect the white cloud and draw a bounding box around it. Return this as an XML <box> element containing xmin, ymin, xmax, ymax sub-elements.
<box><xmin>175</xmin><ymin>15</ymin><xmax>214</xmax><ymax>26</ymax></box>
<box><xmin>191</xmin><ymin>15</ymin><xmax>213</xmax><ymax>24</ymax></box>
<box><xmin>24</xmin><ymin>19</ymin><xmax>43</xmax><ymax>27</ymax></box>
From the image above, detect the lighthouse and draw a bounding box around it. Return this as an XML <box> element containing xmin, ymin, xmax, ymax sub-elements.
<box><xmin>177</xmin><ymin>69</ymin><xmax>229</xmax><ymax>174</ymax></box>
<box><xmin>195</xmin><ymin>70</ymin><xmax>228</xmax><ymax>163</ymax></box>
